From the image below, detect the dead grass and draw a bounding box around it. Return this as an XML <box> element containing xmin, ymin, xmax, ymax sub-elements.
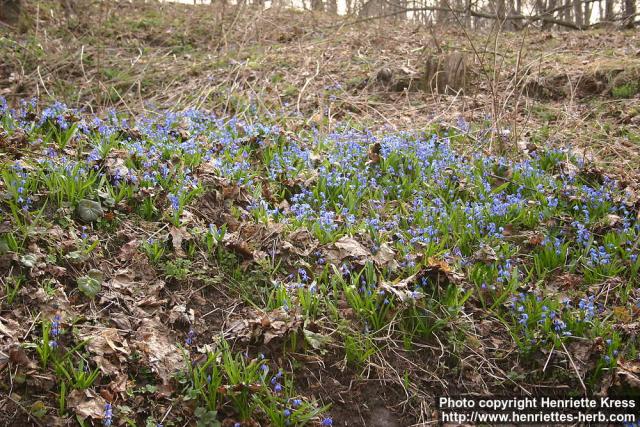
<box><xmin>1</xmin><ymin>1</ymin><xmax>639</xmax><ymax>176</ymax></box>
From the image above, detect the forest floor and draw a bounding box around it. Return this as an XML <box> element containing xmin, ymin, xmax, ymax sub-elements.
<box><xmin>1</xmin><ymin>1</ymin><xmax>640</xmax><ymax>426</ymax></box>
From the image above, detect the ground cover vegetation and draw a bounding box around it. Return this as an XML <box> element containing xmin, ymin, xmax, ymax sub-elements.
<box><xmin>1</xmin><ymin>95</ymin><xmax>639</xmax><ymax>425</ymax></box>
<box><xmin>1</xmin><ymin>0</ymin><xmax>640</xmax><ymax>426</ymax></box>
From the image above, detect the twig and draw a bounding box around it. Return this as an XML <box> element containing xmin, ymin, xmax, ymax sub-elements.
<box><xmin>542</xmin><ymin>344</ymin><xmax>555</xmax><ymax>372</ymax></box>
<box><xmin>297</xmin><ymin>59</ymin><xmax>320</xmax><ymax>114</ymax></box>
<box><xmin>5</xmin><ymin>394</ymin><xmax>45</xmax><ymax>427</ymax></box>
<box><xmin>561</xmin><ymin>341</ymin><xmax>587</xmax><ymax>396</ymax></box>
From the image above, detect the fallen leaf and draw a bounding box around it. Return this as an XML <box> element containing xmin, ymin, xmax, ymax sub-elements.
<box><xmin>135</xmin><ymin>318</ymin><xmax>185</xmax><ymax>384</ymax></box>
<box><xmin>226</xmin><ymin>307</ymin><xmax>301</xmax><ymax>345</ymax></box>
<box><xmin>0</xmin><ymin>317</ymin><xmax>20</xmax><ymax>340</ymax></box>
<box><xmin>169</xmin><ymin>226</ymin><xmax>190</xmax><ymax>257</ymax></box>
<box><xmin>118</xmin><ymin>239</ymin><xmax>139</xmax><ymax>262</ymax></box>
<box><xmin>366</xmin><ymin>142</ymin><xmax>381</xmax><ymax>165</ymax></box>
<box><xmin>81</xmin><ymin>328</ymin><xmax>130</xmax><ymax>375</ymax></box>
<box><xmin>472</xmin><ymin>244</ymin><xmax>498</xmax><ymax>264</ymax></box>
<box><xmin>8</xmin><ymin>345</ymin><xmax>37</xmax><ymax>369</ymax></box>
<box><xmin>424</xmin><ymin>257</ymin><xmax>465</xmax><ymax>285</ymax></box>
<box><xmin>372</xmin><ymin>243</ymin><xmax>396</xmax><ymax>268</ymax></box>
<box><xmin>282</xmin><ymin>228</ymin><xmax>318</xmax><ymax>257</ymax></box>
<box><xmin>67</xmin><ymin>389</ymin><xmax>107</xmax><ymax>421</ymax></box>
<box><xmin>324</xmin><ymin>236</ymin><xmax>372</xmax><ymax>266</ymax></box>
<box><xmin>85</xmin><ymin>328</ymin><xmax>130</xmax><ymax>356</ymax></box>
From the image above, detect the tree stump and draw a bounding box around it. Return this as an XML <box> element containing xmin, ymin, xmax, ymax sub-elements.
<box><xmin>420</xmin><ymin>52</ymin><xmax>467</xmax><ymax>94</ymax></box>
<box><xmin>0</xmin><ymin>0</ymin><xmax>22</xmax><ymax>25</ymax></box>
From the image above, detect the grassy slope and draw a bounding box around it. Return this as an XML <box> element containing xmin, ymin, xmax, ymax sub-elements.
<box><xmin>0</xmin><ymin>2</ymin><xmax>640</xmax><ymax>426</ymax></box>
<box><xmin>1</xmin><ymin>0</ymin><xmax>639</xmax><ymax>176</ymax></box>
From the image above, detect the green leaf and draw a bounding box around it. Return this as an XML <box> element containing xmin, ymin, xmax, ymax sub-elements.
<box><xmin>87</xmin><ymin>268</ymin><xmax>104</xmax><ymax>283</ymax></box>
<box><xmin>30</xmin><ymin>400</ymin><xmax>47</xmax><ymax>419</ymax></box>
<box><xmin>303</xmin><ymin>328</ymin><xmax>332</xmax><ymax>355</ymax></box>
<box><xmin>77</xmin><ymin>273</ymin><xmax>102</xmax><ymax>298</ymax></box>
<box><xmin>77</xmin><ymin>199</ymin><xmax>104</xmax><ymax>223</ymax></box>
<box><xmin>194</xmin><ymin>407</ymin><xmax>220</xmax><ymax>427</ymax></box>
<box><xmin>20</xmin><ymin>254</ymin><xmax>37</xmax><ymax>268</ymax></box>
<box><xmin>97</xmin><ymin>190</ymin><xmax>116</xmax><ymax>208</ymax></box>
<box><xmin>65</xmin><ymin>250</ymin><xmax>88</xmax><ymax>263</ymax></box>
<box><xmin>0</xmin><ymin>238</ymin><xmax>9</xmax><ymax>254</ymax></box>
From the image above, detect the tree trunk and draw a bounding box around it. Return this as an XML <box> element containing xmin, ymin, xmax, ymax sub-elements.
<box><xmin>584</xmin><ymin>0</ymin><xmax>592</xmax><ymax>25</ymax></box>
<box><xmin>464</xmin><ymin>0</ymin><xmax>472</xmax><ymax>27</ymax></box>
<box><xmin>436</xmin><ymin>0</ymin><xmax>448</xmax><ymax>24</ymax></box>
<box><xmin>573</xmin><ymin>0</ymin><xmax>584</xmax><ymax>25</ymax></box>
<box><xmin>0</xmin><ymin>0</ymin><xmax>22</xmax><ymax>24</ymax></box>
<box><xmin>605</xmin><ymin>0</ymin><xmax>614</xmax><ymax>21</ymax></box>
<box><xmin>496</xmin><ymin>0</ymin><xmax>506</xmax><ymax>20</ymax></box>
<box><xmin>598</xmin><ymin>0</ymin><xmax>604</xmax><ymax>22</ymax></box>
<box><xmin>624</xmin><ymin>0</ymin><xmax>637</xmax><ymax>27</ymax></box>
<box><xmin>514</xmin><ymin>0</ymin><xmax>523</xmax><ymax>27</ymax></box>
<box><xmin>311</xmin><ymin>0</ymin><xmax>324</xmax><ymax>11</ymax></box>
<box><xmin>542</xmin><ymin>0</ymin><xmax>557</xmax><ymax>29</ymax></box>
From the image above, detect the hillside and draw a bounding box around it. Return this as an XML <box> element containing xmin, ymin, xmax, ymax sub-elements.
<box><xmin>1</xmin><ymin>2</ymin><xmax>640</xmax><ymax>426</ymax></box>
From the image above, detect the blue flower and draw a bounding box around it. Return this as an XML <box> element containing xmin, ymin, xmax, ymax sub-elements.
<box><xmin>103</xmin><ymin>403</ymin><xmax>113</xmax><ymax>426</ymax></box>
<box><xmin>50</xmin><ymin>314</ymin><xmax>62</xmax><ymax>348</ymax></box>
<box><xmin>168</xmin><ymin>193</ymin><xmax>180</xmax><ymax>211</ymax></box>
<box><xmin>518</xmin><ymin>313</ymin><xmax>529</xmax><ymax>325</ymax></box>
<box><xmin>185</xmin><ymin>329</ymin><xmax>195</xmax><ymax>346</ymax></box>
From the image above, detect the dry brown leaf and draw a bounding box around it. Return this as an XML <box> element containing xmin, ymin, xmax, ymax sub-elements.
<box><xmin>0</xmin><ymin>317</ymin><xmax>20</xmax><ymax>340</ymax></box>
<box><xmin>107</xmin><ymin>373</ymin><xmax>129</xmax><ymax>395</ymax></box>
<box><xmin>566</xmin><ymin>338</ymin><xmax>604</xmax><ymax>377</ymax></box>
<box><xmin>109</xmin><ymin>313</ymin><xmax>133</xmax><ymax>331</ymax></box>
<box><xmin>282</xmin><ymin>228</ymin><xmax>318</xmax><ymax>257</ymax></box>
<box><xmin>92</xmin><ymin>355</ymin><xmax>120</xmax><ymax>376</ymax></box>
<box><xmin>8</xmin><ymin>345</ymin><xmax>37</xmax><ymax>370</ymax></box>
<box><xmin>105</xmin><ymin>156</ymin><xmax>130</xmax><ymax>180</ymax></box>
<box><xmin>223</xmin><ymin>231</ymin><xmax>254</xmax><ymax>259</ymax></box>
<box><xmin>135</xmin><ymin>318</ymin><xmax>185</xmax><ymax>384</ymax></box>
<box><xmin>424</xmin><ymin>257</ymin><xmax>465</xmax><ymax>285</ymax></box>
<box><xmin>168</xmin><ymin>304</ymin><xmax>195</xmax><ymax>325</ymax></box>
<box><xmin>67</xmin><ymin>389</ymin><xmax>107</xmax><ymax>421</ymax></box>
<box><xmin>118</xmin><ymin>239</ymin><xmax>139</xmax><ymax>262</ymax></box>
<box><xmin>324</xmin><ymin>236</ymin><xmax>371</xmax><ymax>266</ymax></box>
<box><xmin>608</xmin><ymin>359</ymin><xmax>640</xmax><ymax>393</ymax></box>
<box><xmin>335</xmin><ymin>236</ymin><xmax>369</xmax><ymax>259</ymax></box>
<box><xmin>372</xmin><ymin>243</ymin><xmax>396</xmax><ymax>268</ymax></box>
<box><xmin>84</xmin><ymin>328</ymin><xmax>130</xmax><ymax>357</ymax></box>
<box><xmin>169</xmin><ymin>226</ymin><xmax>190</xmax><ymax>257</ymax></box>
<box><xmin>226</xmin><ymin>308</ymin><xmax>301</xmax><ymax>344</ymax></box>
<box><xmin>366</xmin><ymin>142</ymin><xmax>381</xmax><ymax>165</ymax></box>
<box><xmin>471</xmin><ymin>244</ymin><xmax>498</xmax><ymax>264</ymax></box>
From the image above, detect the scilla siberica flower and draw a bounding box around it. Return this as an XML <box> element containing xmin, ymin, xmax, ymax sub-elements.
<box><xmin>50</xmin><ymin>314</ymin><xmax>62</xmax><ymax>348</ymax></box>
<box><xmin>103</xmin><ymin>403</ymin><xmax>113</xmax><ymax>426</ymax></box>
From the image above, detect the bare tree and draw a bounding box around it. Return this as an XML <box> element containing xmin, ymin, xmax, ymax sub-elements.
<box><xmin>349</xmin><ymin>0</ymin><xmax>631</xmax><ymax>29</ymax></box>
<box><xmin>584</xmin><ymin>0</ymin><xmax>593</xmax><ymax>24</ymax></box>
<box><xmin>623</xmin><ymin>0</ymin><xmax>637</xmax><ymax>26</ymax></box>
<box><xmin>605</xmin><ymin>0</ymin><xmax>614</xmax><ymax>20</ymax></box>
<box><xmin>573</xmin><ymin>0</ymin><xmax>584</xmax><ymax>24</ymax></box>
<box><xmin>327</xmin><ymin>0</ymin><xmax>338</xmax><ymax>13</ymax></box>
<box><xmin>496</xmin><ymin>0</ymin><xmax>506</xmax><ymax>19</ymax></box>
